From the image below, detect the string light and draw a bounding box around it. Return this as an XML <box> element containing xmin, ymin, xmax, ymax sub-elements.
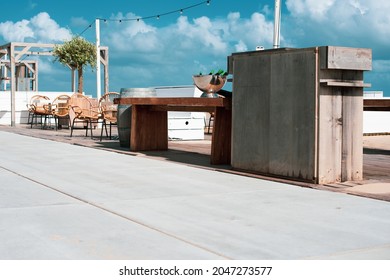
<box><xmin>78</xmin><ymin>0</ymin><xmax>211</xmax><ymax>36</ymax></box>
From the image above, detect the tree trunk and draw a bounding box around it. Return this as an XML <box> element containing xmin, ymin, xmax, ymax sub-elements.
<box><xmin>78</xmin><ymin>67</ymin><xmax>83</xmax><ymax>93</ymax></box>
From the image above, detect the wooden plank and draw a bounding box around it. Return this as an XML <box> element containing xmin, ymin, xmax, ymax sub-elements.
<box><xmin>211</xmin><ymin>106</ymin><xmax>232</xmax><ymax>165</ymax></box>
<box><xmin>231</xmin><ymin>54</ymin><xmax>271</xmax><ymax>173</ymax></box>
<box><xmin>320</xmin><ymin>80</ymin><xmax>371</xmax><ymax>88</ymax></box>
<box><xmin>364</xmin><ymin>99</ymin><xmax>390</xmax><ymax>111</ymax></box>
<box><xmin>321</xmin><ymin>46</ymin><xmax>372</xmax><ymax>70</ymax></box>
<box><xmin>115</xmin><ymin>97</ymin><xmax>230</xmax><ymax>107</ymax></box>
<box><xmin>150</xmin><ymin>105</ymin><xmax>217</xmax><ymax>112</ymax></box>
<box><xmin>342</xmin><ymin>89</ymin><xmax>363</xmax><ymax>181</ymax></box>
<box><xmin>317</xmin><ymin>90</ymin><xmax>343</xmax><ymax>184</ymax></box>
<box><xmin>130</xmin><ymin>105</ymin><xmax>168</xmax><ymax>151</ymax></box>
<box><xmin>231</xmin><ymin>48</ymin><xmax>317</xmax><ymax>182</ymax></box>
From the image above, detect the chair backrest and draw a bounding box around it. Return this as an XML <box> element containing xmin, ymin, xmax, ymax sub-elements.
<box><xmin>99</xmin><ymin>92</ymin><xmax>120</xmax><ymax>122</ymax></box>
<box><xmin>28</xmin><ymin>95</ymin><xmax>51</xmax><ymax>114</ymax></box>
<box><xmin>69</xmin><ymin>93</ymin><xmax>100</xmax><ymax>119</ymax></box>
<box><xmin>52</xmin><ymin>94</ymin><xmax>71</xmax><ymax>117</ymax></box>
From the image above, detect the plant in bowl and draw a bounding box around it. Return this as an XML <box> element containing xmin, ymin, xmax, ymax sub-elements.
<box><xmin>193</xmin><ymin>69</ymin><xmax>228</xmax><ymax>98</ymax></box>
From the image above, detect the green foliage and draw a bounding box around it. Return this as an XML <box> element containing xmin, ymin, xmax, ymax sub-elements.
<box><xmin>198</xmin><ymin>68</ymin><xmax>227</xmax><ymax>76</ymax></box>
<box><xmin>53</xmin><ymin>36</ymin><xmax>96</xmax><ymax>93</ymax></box>
<box><xmin>53</xmin><ymin>36</ymin><xmax>96</xmax><ymax>70</ymax></box>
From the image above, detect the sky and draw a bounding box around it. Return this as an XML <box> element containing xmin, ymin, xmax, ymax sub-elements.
<box><xmin>0</xmin><ymin>0</ymin><xmax>389</xmax><ymax>97</ymax></box>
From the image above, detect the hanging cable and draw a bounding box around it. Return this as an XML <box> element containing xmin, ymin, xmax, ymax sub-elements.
<box><xmin>77</xmin><ymin>0</ymin><xmax>211</xmax><ymax>36</ymax></box>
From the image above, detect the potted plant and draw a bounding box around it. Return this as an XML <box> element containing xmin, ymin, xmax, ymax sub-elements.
<box><xmin>53</xmin><ymin>36</ymin><xmax>96</xmax><ymax>94</ymax></box>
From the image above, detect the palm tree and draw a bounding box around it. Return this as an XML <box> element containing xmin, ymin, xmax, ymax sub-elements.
<box><xmin>53</xmin><ymin>36</ymin><xmax>96</xmax><ymax>93</ymax></box>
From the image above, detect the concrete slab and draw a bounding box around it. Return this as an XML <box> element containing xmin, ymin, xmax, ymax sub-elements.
<box><xmin>1</xmin><ymin>130</ymin><xmax>390</xmax><ymax>260</ymax></box>
<box><xmin>348</xmin><ymin>183</ymin><xmax>390</xmax><ymax>194</ymax></box>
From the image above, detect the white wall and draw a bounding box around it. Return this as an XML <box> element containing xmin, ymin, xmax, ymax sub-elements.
<box><xmin>0</xmin><ymin>91</ymin><xmax>74</xmax><ymax>125</ymax></box>
<box><xmin>0</xmin><ymin>88</ymin><xmax>207</xmax><ymax>140</ymax></box>
<box><xmin>363</xmin><ymin>97</ymin><xmax>390</xmax><ymax>134</ymax></box>
<box><xmin>155</xmin><ymin>86</ymin><xmax>205</xmax><ymax>140</ymax></box>
<box><xmin>363</xmin><ymin>111</ymin><xmax>390</xmax><ymax>134</ymax></box>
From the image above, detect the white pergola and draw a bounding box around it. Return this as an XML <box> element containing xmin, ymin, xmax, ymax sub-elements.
<box><xmin>0</xmin><ymin>42</ymin><xmax>109</xmax><ymax>126</ymax></box>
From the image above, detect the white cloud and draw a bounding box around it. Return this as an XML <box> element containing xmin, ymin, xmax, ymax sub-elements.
<box><xmin>0</xmin><ymin>12</ymin><xmax>71</xmax><ymax>43</ymax></box>
<box><xmin>286</xmin><ymin>0</ymin><xmax>336</xmax><ymax>21</ymax></box>
<box><xmin>94</xmin><ymin>10</ymin><xmax>277</xmax><ymax>88</ymax></box>
<box><xmin>0</xmin><ymin>20</ymin><xmax>34</xmax><ymax>42</ymax></box>
<box><xmin>3</xmin><ymin>5</ymin><xmax>388</xmax><ymax>94</ymax></box>
<box><xmin>103</xmin><ymin>13</ymin><xmax>158</xmax><ymax>53</ymax></box>
<box><xmin>284</xmin><ymin>0</ymin><xmax>390</xmax><ymax>51</ymax></box>
<box><xmin>30</xmin><ymin>12</ymin><xmax>71</xmax><ymax>42</ymax></box>
<box><xmin>175</xmin><ymin>15</ymin><xmax>228</xmax><ymax>53</ymax></box>
<box><xmin>235</xmin><ymin>40</ymin><xmax>248</xmax><ymax>52</ymax></box>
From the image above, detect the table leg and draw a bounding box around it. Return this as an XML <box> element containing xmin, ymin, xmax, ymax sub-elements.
<box><xmin>130</xmin><ymin>105</ymin><xmax>168</xmax><ymax>151</ymax></box>
<box><xmin>211</xmin><ymin>106</ymin><xmax>232</xmax><ymax>165</ymax></box>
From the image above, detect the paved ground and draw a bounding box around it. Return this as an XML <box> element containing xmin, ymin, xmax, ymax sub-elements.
<box><xmin>1</xmin><ymin>126</ymin><xmax>390</xmax><ymax>260</ymax></box>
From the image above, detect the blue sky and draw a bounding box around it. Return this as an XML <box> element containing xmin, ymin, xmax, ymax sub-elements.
<box><xmin>1</xmin><ymin>0</ymin><xmax>389</xmax><ymax>96</ymax></box>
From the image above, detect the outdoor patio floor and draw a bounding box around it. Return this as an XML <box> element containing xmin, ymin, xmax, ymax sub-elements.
<box><xmin>0</xmin><ymin>124</ymin><xmax>390</xmax><ymax>259</ymax></box>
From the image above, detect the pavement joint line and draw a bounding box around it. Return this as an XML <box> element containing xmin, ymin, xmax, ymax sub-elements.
<box><xmin>0</xmin><ymin>165</ymin><xmax>232</xmax><ymax>260</ymax></box>
<box><xmin>302</xmin><ymin>243</ymin><xmax>390</xmax><ymax>260</ymax></box>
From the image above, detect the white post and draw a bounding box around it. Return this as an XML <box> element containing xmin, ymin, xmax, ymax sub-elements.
<box><xmin>9</xmin><ymin>44</ymin><xmax>16</xmax><ymax>126</ymax></box>
<box><xmin>95</xmin><ymin>18</ymin><xmax>101</xmax><ymax>100</ymax></box>
<box><xmin>273</xmin><ymin>0</ymin><xmax>281</xmax><ymax>49</ymax></box>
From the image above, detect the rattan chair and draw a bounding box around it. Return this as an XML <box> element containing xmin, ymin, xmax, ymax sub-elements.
<box><xmin>99</xmin><ymin>92</ymin><xmax>120</xmax><ymax>141</ymax></box>
<box><xmin>51</xmin><ymin>94</ymin><xmax>71</xmax><ymax>130</ymax></box>
<box><xmin>68</xmin><ymin>93</ymin><xmax>100</xmax><ymax>138</ymax></box>
<box><xmin>26</xmin><ymin>95</ymin><xmax>53</xmax><ymax>128</ymax></box>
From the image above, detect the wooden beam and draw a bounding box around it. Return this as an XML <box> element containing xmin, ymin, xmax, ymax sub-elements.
<box><xmin>364</xmin><ymin>99</ymin><xmax>390</xmax><ymax>111</ymax></box>
<box><xmin>151</xmin><ymin>105</ymin><xmax>218</xmax><ymax>112</ymax></box>
<box><xmin>115</xmin><ymin>97</ymin><xmax>231</xmax><ymax>108</ymax></box>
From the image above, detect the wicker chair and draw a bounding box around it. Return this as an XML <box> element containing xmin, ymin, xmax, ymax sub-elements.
<box><xmin>51</xmin><ymin>94</ymin><xmax>71</xmax><ymax>129</ymax></box>
<box><xmin>27</xmin><ymin>95</ymin><xmax>52</xmax><ymax>128</ymax></box>
<box><xmin>99</xmin><ymin>92</ymin><xmax>120</xmax><ymax>141</ymax></box>
<box><xmin>68</xmin><ymin>93</ymin><xmax>101</xmax><ymax>138</ymax></box>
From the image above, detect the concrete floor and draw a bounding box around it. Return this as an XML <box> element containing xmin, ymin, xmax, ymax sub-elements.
<box><xmin>1</xmin><ymin>128</ymin><xmax>390</xmax><ymax>259</ymax></box>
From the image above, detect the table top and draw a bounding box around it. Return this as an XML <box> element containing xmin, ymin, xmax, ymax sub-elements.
<box><xmin>364</xmin><ymin>99</ymin><xmax>390</xmax><ymax>111</ymax></box>
<box><xmin>114</xmin><ymin>97</ymin><xmax>231</xmax><ymax>107</ymax></box>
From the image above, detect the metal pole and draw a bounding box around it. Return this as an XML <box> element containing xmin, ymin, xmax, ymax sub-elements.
<box><xmin>95</xmin><ymin>18</ymin><xmax>101</xmax><ymax>100</ymax></box>
<box><xmin>273</xmin><ymin>0</ymin><xmax>281</xmax><ymax>49</ymax></box>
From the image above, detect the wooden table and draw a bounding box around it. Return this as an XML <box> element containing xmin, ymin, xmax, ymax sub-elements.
<box><xmin>364</xmin><ymin>99</ymin><xmax>390</xmax><ymax>111</ymax></box>
<box><xmin>114</xmin><ymin>97</ymin><xmax>232</xmax><ymax>165</ymax></box>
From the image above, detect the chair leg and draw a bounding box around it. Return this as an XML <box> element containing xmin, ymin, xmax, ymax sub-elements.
<box><xmin>100</xmin><ymin>120</ymin><xmax>106</xmax><ymax>141</ymax></box>
<box><xmin>85</xmin><ymin>120</ymin><xmax>90</xmax><ymax>137</ymax></box>
<box><xmin>70</xmin><ymin>118</ymin><xmax>76</xmax><ymax>137</ymax></box>
<box><xmin>43</xmin><ymin>115</ymin><xmax>48</xmax><ymax>129</ymax></box>
<box><xmin>89</xmin><ymin>120</ymin><xmax>94</xmax><ymax>138</ymax></box>
<box><xmin>27</xmin><ymin>112</ymin><xmax>33</xmax><ymax>125</ymax></box>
